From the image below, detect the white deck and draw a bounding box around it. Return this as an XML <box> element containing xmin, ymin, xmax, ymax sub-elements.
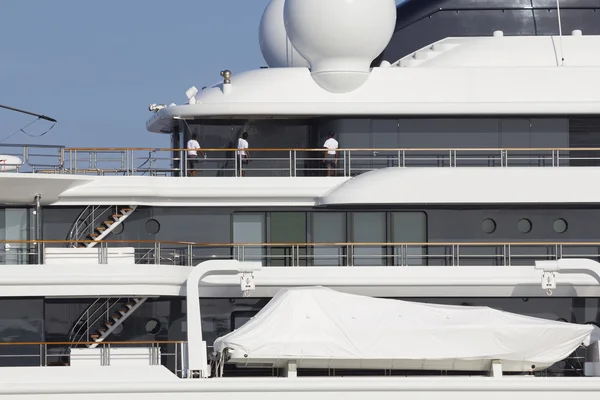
<box><xmin>5</xmin><ymin>166</ymin><xmax>600</xmax><ymax>206</ymax></box>
<box><xmin>0</xmin><ymin>373</ymin><xmax>598</xmax><ymax>399</ymax></box>
<box><xmin>147</xmin><ymin>34</ymin><xmax>600</xmax><ymax>133</ymax></box>
<box><xmin>0</xmin><ymin>259</ymin><xmax>599</xmax><ymax>298</ymax></box>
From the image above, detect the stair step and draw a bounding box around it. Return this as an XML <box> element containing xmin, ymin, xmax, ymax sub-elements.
<box><xmin>90</xmin><ymin>334</ymin><xmax>100</xmax><ymax>340</ymax></box>
<box><xmin>112</xmin><ymin>214</ymin><xmax>123</xmax><ymax>220</ymax></box>
<box><xmin>105</xmin><ymin>320</ymin><xmax>114</xmax><ymax>327</ymax></box>
<box><xmin>88</xmin><ymin>234</ymin><xmax>99</xmax><ymax>239</ymax></box>
<box><xmin>118</xmin><ymin>308</ymin><xmax>128</xmax><ymax>315</ymax></box>
<box><xmin>112</xmin><ymin>314</ymin><xmax>121</xmax><ymax>321</ymax></box>
<box><xmin>104</xmin><ymin>220</ymin><xmax>114</xmax><ymax>226</ymax></box>
<box><xmin>96</xmin><ymin>227</ymin><xmax>106</xmax><ymax>232</ymax></box>
<box><xmin>120</xmin><ymin>207</ymin><xmax>133</xmax><ymax>213</ymax></box>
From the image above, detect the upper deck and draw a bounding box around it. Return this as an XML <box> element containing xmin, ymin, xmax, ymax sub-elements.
<box><xmin>3</xmin><ymin>143</ymin><xmax>600</xmax><ymax>177</ymax></box>
<box><xmin>4</xmin><ymin>143</ymin><xmax>600</xmax><ymax>206</ymax></box>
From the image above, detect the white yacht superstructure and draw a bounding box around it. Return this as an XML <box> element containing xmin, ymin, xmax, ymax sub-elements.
<box><xmin>2</xmin><ymin>0</ymin><xmax>600</xmax><ymax>397</ymax></box>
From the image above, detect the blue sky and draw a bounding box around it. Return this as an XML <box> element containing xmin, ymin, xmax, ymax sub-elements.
<box><xmin>0</xmin><ymin>0</ymin><xmax>403</xmax><ymax>149</ymax></box>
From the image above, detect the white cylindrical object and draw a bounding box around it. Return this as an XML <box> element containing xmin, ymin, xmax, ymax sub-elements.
<box><xmin>284</xmin><ymin>0</ymin><xmax>397</xmax><ymax>93</ymax></box>
<box><xmin>259</xmin><ymin>0</ymin><xmax>308</xmax><ymax>68</ymax></box>
<box><xmin>572</xmin><ymin>29</ymin><xmax>583</xmax><ymax>36</ymax></box>
<box><xmin>493</xmin><ymin>30</ymin><xmax>504</xmax><ymax>37</ymax></box>
<box><xmin>0</xmin><ymin>155</ymin><xmax>23</xmax><ymax>172</ymax></box>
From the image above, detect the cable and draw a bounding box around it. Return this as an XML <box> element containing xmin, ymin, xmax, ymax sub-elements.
<box><xmin>0</xmin><ymin>117</ymin><xmax>57</xmax><ymax>144</ymax></box>
<box><xmin>556</xmin><ymin>0</ymin><xmax>564</xmax><ymax>66</ymax></box>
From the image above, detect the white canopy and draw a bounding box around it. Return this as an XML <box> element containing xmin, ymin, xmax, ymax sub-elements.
<box><xmin>213</xmin><ymin>287</ymin><xmax>596</xmax><ymax>372</ymax></box>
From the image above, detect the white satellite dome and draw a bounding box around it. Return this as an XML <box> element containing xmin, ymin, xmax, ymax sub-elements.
<box><xmin>259</xmin><ymin>0</ymin><xmax>308</xmax><ymax>68</ymax></box>
<box><xmin>284</xmin><ymin>0</ymin><xmax>397</xmax><ymax>93</ymax></box>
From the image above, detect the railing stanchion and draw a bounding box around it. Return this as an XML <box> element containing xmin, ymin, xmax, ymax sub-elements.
<box><xmin>346</xmin><ymin>150</ymin><xmax>350</xmax><ymax>177</ymax></box>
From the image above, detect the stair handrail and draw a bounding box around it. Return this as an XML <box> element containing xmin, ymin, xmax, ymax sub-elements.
<box><xmin>65</xmin><ymin>205</ymin><xmax>116</xmax><ymax>247</ymax></box>
<box><xmin>67</xmin><ymin>297</ymin><xmax>103</xmax><ymax>342</ymax></box>
<box><xmin>68</xmin><ymin>297</ymin><xmax>122</xmax><ymax>345</ymax></box>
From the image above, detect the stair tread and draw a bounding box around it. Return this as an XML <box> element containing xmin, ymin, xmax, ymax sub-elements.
<box><xmin>103</xmin><ymin>220</ymin><xmax>114</xmax><ymax>225</ymax></box>
<box><xmin>112</xmin><ymin>214</ymin><xmax>123</xmax><ymax>219</ymax></box>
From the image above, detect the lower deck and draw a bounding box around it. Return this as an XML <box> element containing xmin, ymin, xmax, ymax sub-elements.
<box><xmin>0</xmin><ymin>293</ymin><xmax>596</xmax><ymax>378</ymax></box>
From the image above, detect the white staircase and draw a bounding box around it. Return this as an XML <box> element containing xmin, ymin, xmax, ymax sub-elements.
<box><xmin>67</xmin><ymin>205</ymin><xmax>137</xmax><ymax>248</ymax></box>
<box><xmin>70</xmin><ymin>297</ymin><xmax>148</xmax><ymax>348</ymax></box>
<box><xmin>85</xmin><ymin>206</ymin><xmax>137</xmax><ymax>248</ymax></box>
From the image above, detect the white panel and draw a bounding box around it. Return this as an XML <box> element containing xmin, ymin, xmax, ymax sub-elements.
<box><xmin>43</xmin><ymin>247</ymin><xmax>136</xmax><ymax>265</ymax></box>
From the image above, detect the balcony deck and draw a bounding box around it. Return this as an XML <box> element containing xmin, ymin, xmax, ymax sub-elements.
<box><xmin>3</xmin><ymin>239</ymin><xmax>600</xmax><ymax>267</ymax></box>
<box><xmin>2</xmin><ymin>144</ymin><xmax>600</xmax><ymax>177</ymax></box>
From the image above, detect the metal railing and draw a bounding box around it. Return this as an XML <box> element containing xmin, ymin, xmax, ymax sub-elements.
<box><xmin>0</xmin><ymin>340</ymin><xmax>186</xmax><ymax>376</ymax></box>
<box><xmin>2</xmin><ymin>239</ymin><xmax>600</xmax><ymax>267</ymax></box>
<box><xmin>3</xmin><ymin>144</ymin><xmax>600</xmax><ymax>177</ymax></box>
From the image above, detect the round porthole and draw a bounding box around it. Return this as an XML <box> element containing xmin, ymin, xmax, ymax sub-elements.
<box><xmin>482</xmin><ymin>219</ymin><xmax>497</xmax><ymax>234</ymax></box>
<box><xmin>145</xmin><ymin>219</ymin><xmax>160</xmax><ymax>235</ymax></box>
<box><xmin>145</xmin><ymin>318</ymin><xmax>162</xmax><ymax>335</ymax></box>
<box><xmin>553</xmin><ymin>218</ymin><xmax>568</xmax><ymax>234</ymax></box>
<box><xmin>517</xmin><ymin>218</ymin><xmax>532</xmax><ymax>234</ymax></box>
<box><xmin>112</xmin><ymin>223</ymin><xmax>124</xmax><ymax>235</ymax></box>
<box><xmin>112</xmin><ymin>323</ymin><xmax>124</xmax><ymax>336</ymax></box>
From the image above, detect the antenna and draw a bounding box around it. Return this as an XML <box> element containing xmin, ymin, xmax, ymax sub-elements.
<box><xmin>556</xmin><ymin>0</ymin><xmax>564</xmax><ymax>66</ymax></box>
<box><xmin>0</xmin><ymin>104</ymin><xmax>57</xmax><ymax>123</ymax></box>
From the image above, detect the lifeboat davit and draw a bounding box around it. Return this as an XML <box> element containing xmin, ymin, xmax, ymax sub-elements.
<box><xmin>0</xmin><ymin>155</ymin><xmax>23</xmax><ymax>172</ymax></box>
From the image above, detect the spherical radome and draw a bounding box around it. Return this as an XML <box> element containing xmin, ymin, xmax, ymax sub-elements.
<box><xmin>284</xmin><ymin>0</ymin><xmax>397</xmax><ymax>93</ymax></box>
<box><xmin>259</xmin><ymin>0</ymin><xmax>308</xmax><ymax>68</ymax></box>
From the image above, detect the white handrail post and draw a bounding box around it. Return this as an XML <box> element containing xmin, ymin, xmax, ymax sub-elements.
<box><xmin>185</xmin><ymin>260</ymin><xmax>261</xmax><ymax>378</ymax></box>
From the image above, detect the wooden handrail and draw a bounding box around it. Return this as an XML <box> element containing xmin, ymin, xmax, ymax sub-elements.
<box><xmin>0</xmin><ymin>340</ymin><xmax>185</xmax><ymax>346</ymax></box>
<box><xmin>3</xmin><ymin>239</ymin><xmax>600</xmax><ymax>246</ymax></box>
<box><xmin>61</xmin><ymin>147</ymin><xmax>600</xmax><ymax>152</ymax></box>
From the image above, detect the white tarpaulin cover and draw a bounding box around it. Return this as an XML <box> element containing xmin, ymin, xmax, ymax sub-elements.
<box><xmin>214</xmin><ymin>287</ymin><xmax>597</xmax><ymax>371</ymax></box>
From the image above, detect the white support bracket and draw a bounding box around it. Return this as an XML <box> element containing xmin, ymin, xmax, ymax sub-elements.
<box><xmin>489</xmin><ymin>360</ymin><xmax>503</xmax><ymax>378</ymax></box>
<box><xmin>535</xmin><ymin>260</ymin><xmax>560</xmax><ymax>296</ymax></box>
<box><xmin>284</xmin><ymin>360</ymin><xmax>298</xmax><ymax>378</ymax></box>
<box><xmin>541</xmin><ymin>271</ymin><xmax>557</xmax><ymax>296</ymax></box>
<box><xmin>241</xmin><ymin>272</ymin><xmax>256</xmax><ymax>296</ymax></box>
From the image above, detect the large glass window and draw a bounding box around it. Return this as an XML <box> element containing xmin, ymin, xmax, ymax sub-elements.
<box><xmin>310</xmin><ymin>212</ymin><xmax>346</xmax><ymax>266</ymax></box>
<box><xmin>0</xmin><ymin>209</ymin><xmax>32</xmax><ymax>265</ymax></box>
<box><xmin>392</xmin><ymin>212</ymin><xmax>427</xmax><ymax>266</ymax></box>
<box><xmin>269</xmin><ymin>212</ymin><xmax>306</xmax><ymax>266</ymax></box>
<box><xmin>351</xmin><ymin>212</ymin><xmax>386</xmax><ymax>266</ymax></box>
<box><xmin>232</xmin><ymin>213</ymin><xmax>265</xmax><ymax>263</ymax></box>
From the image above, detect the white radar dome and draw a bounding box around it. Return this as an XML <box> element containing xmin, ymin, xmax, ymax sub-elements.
<box><xmin>259</xmin><ymin>0</ymin><xmax>309</xmax><ymax>68</ymax></box>
<box><xmin>284</xmin><ymin>0</ymin><xmax>397</xmax><ymax>93</ymax></box>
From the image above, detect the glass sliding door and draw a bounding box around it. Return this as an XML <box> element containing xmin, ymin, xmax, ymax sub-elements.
<box><xmin>269</xmin><ymin>212</ymin><xmax>307</xmax><ymax>266</ymax></box>
<box><xmin>311</xmin><ymin>212</ymin><xmax>346</xmax><ymax>266</ymax></box>
<box><xmin>0</xmin><ymin>209</ymin><xmax>32</xmax><ymax>265</ymax></box>
<box><xmin>351</xmin><ymin>212</ymin><xmax>386</xmax><ymax>266</ymax></box>
<box><xmin>392</xmin><ymin>212</ymin><xmax>427</xmax><ymax>266</ymax></box>
<box><xmin>232</xmin><ymin>213</ymin><xmax>265</xmax><ymax>264</ymax></box>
